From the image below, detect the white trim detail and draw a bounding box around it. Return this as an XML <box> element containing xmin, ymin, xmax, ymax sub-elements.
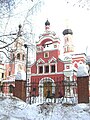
<box><xmin>38</xmin><ymin>77</ymin><xmax>55</xmax><ymax>103</ymax></box>
<box><xmin>37</xmin><ymin>58</ymin><xmax>45</xmax><ymax>64</ymax></box>
<box><xmin>48</xmin><ymin>57</ymin><xmax>57</xmax><ymax>63</ymax></box>
<box><xmin>78</xmin><ymin>61</ymin><xmax>83</xmax><ymax>64</ymax></box>
<box><xmin>37</xmin><ymin>36</ymin><xmax>60</xmax><ymax>45</ymax></box>
<box><xmin>44</xmin><ymin>52</ymin><xmax>49</xmax><ymax>58</ymax></box>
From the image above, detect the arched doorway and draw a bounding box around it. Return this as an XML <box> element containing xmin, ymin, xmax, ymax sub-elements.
<box><xmin>39</xmin><ymin>77</ymin><xmax>55</xmax><ymax>102</ymax></box>
<box><xmin>43</xmin><ymin>81</ymin><xmax>52</xmax><ymax>98</ymax></box>
<box><xmin>9</xmin><ymin>84</ymin><xmax>14</xmax><ymax>94</ymax></box>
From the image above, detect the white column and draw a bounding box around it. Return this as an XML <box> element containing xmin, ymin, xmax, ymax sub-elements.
<box><xmin>55</xmin><ymin>63</ymin><xmax>57</xmax><ymax>73</ymax></box>
<box><xmin>43</xmin><ymin>65</ymin><xmax>44</xmax><ymax>74</ymax></box>
<box><xmin>37</xmin><ymin>65</ymin><xmax>38</xmax><ymax>74</ymax></box>
<box><xmin>49</xmin><ymin>64</ymin><xmax>50</xmax><ymax>73</ymax></box>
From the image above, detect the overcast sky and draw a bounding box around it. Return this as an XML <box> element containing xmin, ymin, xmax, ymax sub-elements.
<box><xmin>1</xmin><ymin>0</ymin><xmax>90</xmax><ymax>57</ymax></box>
<box><xmin>33</xmin><ymin>0</ymin><xmax>90</xmax><ymax>55</ymax></box>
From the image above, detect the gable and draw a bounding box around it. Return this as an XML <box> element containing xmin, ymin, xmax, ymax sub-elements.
<box><xmin>37</xmin><ymin>58</ymin><xmax>45</xmax><ymax>64</ymax></box>
<box><xmin>48</xmin><ymin>57</ymin><xmax>57</xmax><ymax>63</ymax></box>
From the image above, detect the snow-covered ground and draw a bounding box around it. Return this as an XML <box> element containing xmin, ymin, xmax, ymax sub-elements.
<box><xmin>0</xmin><ymin>96</ymin><xmax>90</xmax><ymax>120</ymax></box>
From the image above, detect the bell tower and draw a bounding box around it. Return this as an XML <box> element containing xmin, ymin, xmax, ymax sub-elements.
<box><xmin>5</xmin><ymin>24</ymin><xmax>26</xmax><ymax>79</ymax></box>
<box><xmin>36</xmin><ymin>20</ymin><xmax>61</xmax><ymax>61</ymax></box>
<box><xmin>63</xmin><ymin>29</ymin><xmax>74</xmax><ymax>54</ymax></box>
<box><xmin>13</xmin><ymin>25</ymin><xmax>26</xmax><ymax>75</ymax></box>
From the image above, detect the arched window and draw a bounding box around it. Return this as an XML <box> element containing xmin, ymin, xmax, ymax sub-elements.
<box><xmin>39</xmin><ymin>66</ymin><xmax>43</xmax><ymax>73</ymax></box>
<box><xmin>9</xmin><ymin>85</ymin><xmax>14</xmax><ymax>93</ymax></box>
<box><xmin>45</xmin><ymin>65</ymin><xmax>49</xmax><ymax>73</ymax></box>
<box><xmin>12</xmin><ymin>54</ymin><xmax>15</xmax><ymax>60</ymax></box>
<box><xmin>22</xmin><ymin>54</ymin><xmax>25</xmax><ymax>60</ymax></box>
<box><xmin>51</xmin><ymin>64</ymin><xmax>55</xmax><ymax>73</ymax></box>
<box><xmin>17</xmin><ymin>53</ymin><xmax>20</xmax><ymax>60</ymax></box>
<box><xmin>0</xmin><ymin>85</ymin><xmax>3</xmax><ymax>92</ymax></box>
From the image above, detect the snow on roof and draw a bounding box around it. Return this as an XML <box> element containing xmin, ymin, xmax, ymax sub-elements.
<box><xmin>59</xmin><ymin>54</ymin><xmax>72</xmax><ymax>62</ymax></box>
<box><xmin>77</xmin><ymin>63</ymin><xmax>89</xmax><ymax>77</ymax></box>
<box><xmin>2</xmin><ymin>79</ymin><xmax>15</xmax><ymax>83</ymax></box>
<box><xmin>86</xmin><ymin>56</ymin><xmax>90</xmax><ymax>64</ymax></box>
<box><xmin>15</xmin><ymin>70</ymin><xmax>26</xmax><ymax>80</ymax></box>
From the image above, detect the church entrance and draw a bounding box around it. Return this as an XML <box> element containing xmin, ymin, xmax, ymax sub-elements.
<box><xmin>39</xmin><ymin>77</ymin><xmax>55</xmax><ymax>102</ymax></box>
<box><xmin>43</xmin><ymin>81</ymin><xmax>52</xmax><ymax>98</ymax></box>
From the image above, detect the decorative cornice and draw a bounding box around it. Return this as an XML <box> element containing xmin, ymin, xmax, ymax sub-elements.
<box><xmin>48</xmin><ymin>57</ymin><xmax>57</xmax><ymax>63</ymax></box>
<box><xmin>37</xmin><ymin>36</ymin><xmax>60</xmax><ymax>45</ymax></box>
<box><xmin>37</xmin><ymin>58</ymin><xmax>45</xmax><ymax>64</ymax></box>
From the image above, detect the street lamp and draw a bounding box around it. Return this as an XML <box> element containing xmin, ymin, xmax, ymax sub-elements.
<box><xmin>24</xmin><ymin>44</ymin><xmax>29</xmax><ymax>103</ymax></box>
<box><xmin>24</xmin><ymin>43</ymin><xmax>36</xmax><ymax>104</ymax></box>
<box><xmin>24</xmin><ymin>44</ymin><xmax>29</xmax><ymax>82</ymax></box>
<box><xmin>24</xmin><ymin>43</ymin><xmax>28</xmax><ymax>82</ymax></box>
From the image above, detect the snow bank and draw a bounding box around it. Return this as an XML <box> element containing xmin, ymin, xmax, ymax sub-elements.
<box><xmin>77</xmin><ymin>64</ymin><xmax>89</xmax><ymax>77</ymax></box>
<box><xmin>15</xmin><ymin>70</ymin><xmax>26</xmax><ymax>80</ymax></box>
<box><xmin>0</xmin><ymin>96</ymin><xmax>90</xmax><ymax>120</ymax></box>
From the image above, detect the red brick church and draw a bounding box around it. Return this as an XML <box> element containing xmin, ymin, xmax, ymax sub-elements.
<box><xmin>30</xmin><ymin>20</ymin><xmax>86</xmax><ymax>101</ymax></box>
<box><xmin>2</xmin><ymin>20</ymin><xmax>89</xmax><ymax>103</ymax></box>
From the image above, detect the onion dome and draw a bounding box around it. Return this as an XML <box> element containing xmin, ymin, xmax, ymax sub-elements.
<box><xmin>63</xmin><ymin>29</ymin><xmax>73</xmax><ymax>35</ymax></box>
<box><xmin>45</xmin><ymin>20</ymin><xmax>50</xmax><ymax>26</ymax></box>
<box><xmin>18</xmin><ymin>24</ymin><xmax>22</xmax><ymax>29</ymax></box>
<box><xmin>18</xmin><ymin>24</ymin><xmax>22</xmax><ymax>36</ymax></box>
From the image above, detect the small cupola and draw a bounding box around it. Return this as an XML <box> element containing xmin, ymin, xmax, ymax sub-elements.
<box><xmin>45</xmin><ymin>19</ymin><xmax>50</xmax><ymax>31</ymax></box>
<box><xmin>45</xmin><ymin>20</ymin><xmax>50</xmax><ymax>26</ymax></box>
<box><xmin>63</xmin><ymin>29</ymin><xmax>73</xmax><ymax>36</ymax></box>
<box><xmin>18</xmin><ymin>24</ymin><xmax>22</xmax><ymax>36</ymax></box>
<box><xmin>62</xmin><ymin>28</ymin><xmax>74</xmax><ymax>53</ymax></box>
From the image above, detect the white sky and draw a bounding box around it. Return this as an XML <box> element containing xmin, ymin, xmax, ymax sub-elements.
<box><xmin>1</xmin><ymin>0</ymin><xmax>90</xmax><ymax>60</ymax></box>
<box><xmin>33</xmin><ymin>0</ymin><xmax>90</xmax><ymax>55</ymax></box>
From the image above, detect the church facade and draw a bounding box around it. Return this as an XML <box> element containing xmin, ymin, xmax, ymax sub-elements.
<box><xmin>1</xmin><ymin>25</ymin><xmax>26</xmax><ymax>94</ymax></box>
<box><xmin>1</xmin><ymin>20</ymin><xmax>88</xmax><ymax>102</ymax></box>
<box><xmin>30</xmin><ymin>20</ymin><xmax>87</xmax><ymax>101</ymax></box>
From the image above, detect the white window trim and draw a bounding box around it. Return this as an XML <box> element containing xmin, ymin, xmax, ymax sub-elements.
<box><xmin>44</xmin><ymin>52</ymin><xmax>49</xmax><ymax>58</ymax></box>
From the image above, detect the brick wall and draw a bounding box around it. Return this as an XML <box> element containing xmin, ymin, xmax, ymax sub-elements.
<box><xmin>13</xmin><ymin>80</ymin><xmax>26</xmax><ymax>102</ymax></box>
<box><xmin>77</xmin><ymin>76</ymin><xmax>89</xmax><ymax>103</ymax></box>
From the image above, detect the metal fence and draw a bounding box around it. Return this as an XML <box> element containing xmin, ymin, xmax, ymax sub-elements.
<box><xmin>26</xmin><ymin>77</ymin><xmax>65</xmax><ymax>104</ymax></box>
<box><xmin>0</xmin><ymin>76</ymin><xmax>89</xmax><ymax>104</ymax></box>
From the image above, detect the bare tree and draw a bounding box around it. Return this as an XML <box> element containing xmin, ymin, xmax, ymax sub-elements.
<box><xmin>0</xmin><ymin>0</ymin><xmax>44</xmax><ymax>61</ymax></box>
<box><xmin>65</xmin><ymin>0</ymin><xmax>90</xmax><ymax>10</ymax></box>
